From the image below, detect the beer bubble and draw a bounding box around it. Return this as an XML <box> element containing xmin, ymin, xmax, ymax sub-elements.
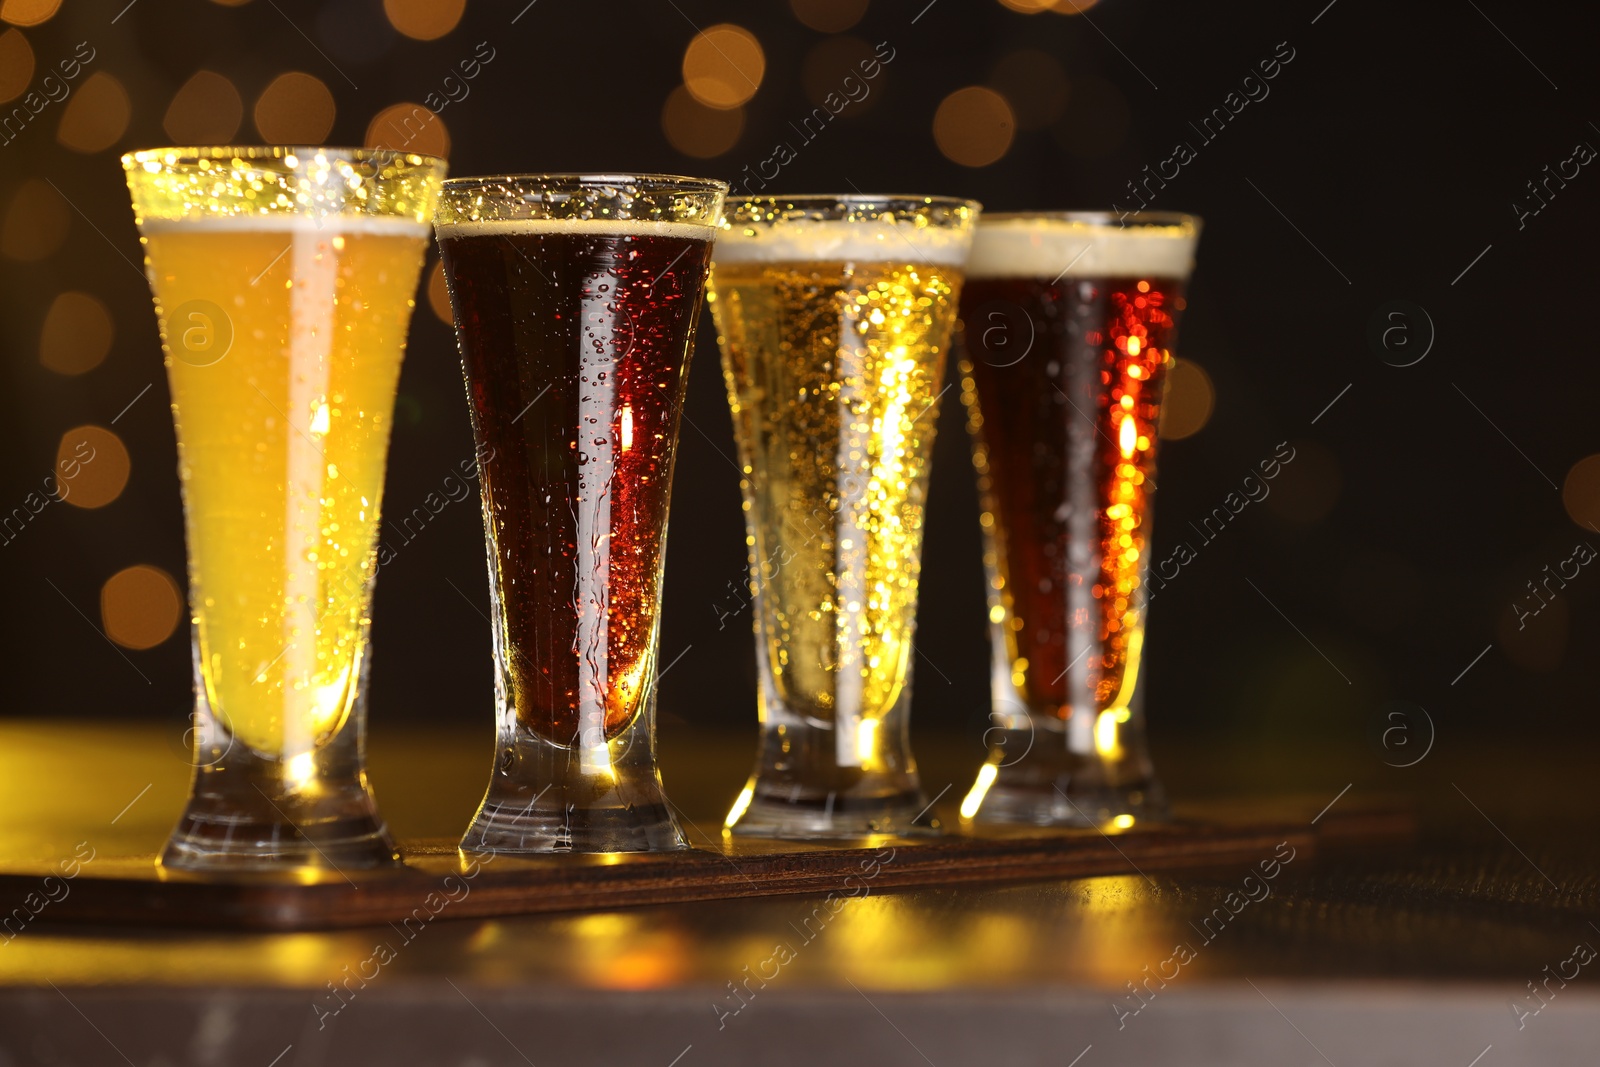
<box><xmin>169</xmin><ymin>299</ymin><xmax>234</xmax><ymax>367</ymax></box>
<box><xmin>1366</xmin><ymin>300</ymin><xmax>1434</xmax><ymax>367</ymax></box>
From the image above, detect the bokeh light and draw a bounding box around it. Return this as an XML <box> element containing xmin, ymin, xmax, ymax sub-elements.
<box><xmin>1264</xmin><ymin>440</ymin><xmax>1341</xmax><ymax>525</ymax></box>
<box><xmin>100</xmin><ymin>565</ymin><xmax>183</xmax><ymax>650</ymax></box>
<box><xmin>0</xmin><ymin>0</ymin><xmax>61</xmax><ymax>27</ymax></box>
<box><xmin>989</xmin><ymin>49</ymin><xmax>1069</xmax><ymax>130</ymax></box>
<box><xmin>253</xmin><ymin>71</ymin><xmax>336</xmax><ymax>144</ymax></box>
<box><xmin>57</xmin><ymin>425</ymin><xmax>130</xmax><ymax>510</ymax></box>
<box><xmin>163</xmin><ymin>70</ymin><xmax>243</xmax><ymax>145</ymax></box>
<box><xmin>662</xmin><ymin>85</ymin><xmax>743</xmax><ymax>158</ymax></box>
<box><xmin>933</xmin><ymin>86</ymin><xmax>1014</xmax><ymax>168</ymax></box>
<box><xmin>682</xmin><ymin>24</ymin><xmax>765</xmax><ymax>109</ymax></box>
<box><xmin>383</xmin><ymin>0</ymin><xmax>464</xmax><ymax>41</ymax></box>
<box><xmin>39</xmin><ymin>292</ymin><xmax>113</xmax><ymax>376</ymax></box>
<box><xmin>789</xmin><ymin>0</ymin><xmax>868</xmax><ymax>33</ymax></box>
<box><xmin>366</xmin><ymin>101</ymin><xmax>449</xmax><ymax>158</ymax></box>
<box><xmin>427</xmin><ymin>259</ymin><xmax>452</xmax><ymax>325</ymax></box>
<box><xmin>996</xmin><ymin>0</ymin><xmax>1055</xmax><ymax>12</ymax></box>
<box><xmin>802</xmin><ymin>36</ymin><xmax>882</xmax><ymax>115</ymax></box>
<box><xmin>1561</xmin><ymin>454</ymin><xmax>1600</xmax><ymax>532</ymax></box>
<box><xmin>1157</xmin><ymin>358</ymin><xmax>1214</xmax><ymax>440</ymax></box>
<box><xmin>1051</xmin><ymin>0</ymin><xmax>1102</xmax><ymax>12</ymax></box>
<box><xmin>56</xmin><ymin>71</ymin><xmax>130</xmax><ymax>153</ymax></box>
<box><xmin>1</xmin><ymin>178</ymin><xmax>68</xmax><ymax>261</ymax></box>
<box><xmin>0</xmin><ymin>27</ymin><xmax>34</xmax><ymax>101</ymax></box>
<box><xmin>1053</xmin><ymin>74</ymin><xmax>1128</xmax><ymax>158</ymax></box>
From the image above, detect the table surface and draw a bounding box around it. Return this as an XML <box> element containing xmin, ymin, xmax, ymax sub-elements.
<box><xmin>1</xmin><ymin>721</ymin><xmax>1596</xmax><ymax>1067</ymax></box>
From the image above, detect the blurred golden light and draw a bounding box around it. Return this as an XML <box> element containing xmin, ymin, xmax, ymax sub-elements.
<box><xmin>989</xmin><ymin>49</ymin><xmax>1070</xmax><ymax>131</ymax></box>
<box><xmin>56</xmin><ymin>71</ymin><xmax>130</xmax><ymax>153</ymax></box>
<box><xmin>789</xmin><ymin>0</ymin><xmax>868</xmax><ymax>33</ymax></box>
<box><xmin>163</xmin><ymin>70</ymin><xmax>243</xmax><ymax>145</ymax></box>
<box><xmin>996</xmin><ymin>0</ymin><xmax>1054</xmax><ymax>12</ymax></box>
<box><xmin>100</xmin><ymin>565</ymin><xmax>183</xmax><ymax>650</ymax></box>
<box><xmin>365</xmin><ymin>101</ymin><xmax>449</xmax><ymax>158</ymax></box>
<box><xmin>1051</xmin><ymin>0</ymin><xmax>1102</xmax><ymax>12</ymax></box>
<box><xmin>0</xmin><ymin>0</ymin><xmax>60</xmax><ymax>26</ymax></box>
<box><xmin>1053</xmin><ymin>74</ymin><xmax>1128</xmax><ymax>158</ymax></box>
<box><xmin>1561</xmin><ymin>454</ymin><xmax>1600</xmax><ymax>531</ymax></box>
<box><xmin>427</xmin><ymin>259</ymin><xmax>452</xmax><ymax>325</ymax></box>
<box><xmin>932</xmin><ymin>86</ymin><xmax>1014</xmax><ymax>168</ymax></box>
<box><xmin>682</xmin><ymin>24</ymin><xmax>765</xmax><ymax>110</ymax></box>
<box><xmin>1264</xmin><ymin>440</ymin><xmax>1341</xmax><ymax>525</ymax></box>
<box><xmin>0</xmin><ymin>27</ymin><xmax>33</xmax><ymax>100</ymax></box>
<box><xmin>661</xmin><ymin>85</ymin><xmax>743</xmax><ymax>158</ymax></box>
<box><xmin>1</xmin><ymin>178</ymin><xmax>68</xmax><ymax>261</ymax></box>
<box><xmin>802</xmin><ymin>36</ymin><xmax>881</xmax><ymax>115</ymax></box>
<box><xmin>383</xmin><ymin>0</ymin><xmax>464</xmax><ymax>41</ymax></box>
<box><xmin>57</xmin><ymin>424</ymin><xmax>130</xmax><ymax>510</ymax></box>
<box><xmin>40</xmin><ymin>291</ymin><xmax>113</xmax><ymax>376</ymax></box>
<box><xmin>1158</xmin><ymin>358</ymin><xmax>1214</xmax><ymax>440</ymax></box>
<box><xmin>253</xmin><ymin>71</ymin><xmax>336</xmax><ymax>144</ymax></box>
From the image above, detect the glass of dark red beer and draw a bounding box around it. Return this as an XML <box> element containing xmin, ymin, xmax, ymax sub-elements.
<box><xmin>956</xmin><ymin>212</ymin><xmax>1201</xmax><ymax>829</ymax></box>
<box><xmin>435</xmin><ymin>174</ymin><xmax>726</xmax><ymax>853</ymax></box>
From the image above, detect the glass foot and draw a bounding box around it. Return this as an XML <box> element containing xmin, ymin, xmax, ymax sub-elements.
<box><xmin>726</xmin><ymin>780</ymin><xmax>941</xmax><ymax>839</ymax></box>
<box><xmin>961</xmin><ymin>725</ymin><xmax>1167</xmax><ymax>829</ymax></box>
<box><xmin>459</xmin><ymin>726</ymin><xmax>687</xmax><ymax>854</ymax></box>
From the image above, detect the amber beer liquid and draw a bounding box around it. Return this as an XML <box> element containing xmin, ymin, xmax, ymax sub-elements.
<box><xmin>709</xmin><ymin>197</ymin><xmax>977</xmax><ymax>837</ymax></box>
<box><xmin>435</xmin><ymin>175</ymin><xmax>725</xmax><ymax>854</ymax></box>
<box><xmin>958</xmin><ymin>213</ymin><xmax>1200</xmax><ymax>827</ymax></box>
<box><xmin>124</xmin><ymin>147</ymin><xmax>444</xmax><ymax>870</ymax></box>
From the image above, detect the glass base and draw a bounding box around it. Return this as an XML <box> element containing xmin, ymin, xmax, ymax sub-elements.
<box><xmin>162</xmin><ymin>727</ymin><xmax>398</xmax><ymax>872</ymax></box>
<box><xmin>459</xmin><ymin>725</ymin><xmax>687</xmax><ymax>854</ymax></box>
<box><xmin>963</xmin><ymin>724</ymin><xmax>1167</xmax><ymax>829</ymax></box>
<box><xmin>727</xmin><ymin>782</ymin><xmax>940</xmax><ymax>839</ymax></box>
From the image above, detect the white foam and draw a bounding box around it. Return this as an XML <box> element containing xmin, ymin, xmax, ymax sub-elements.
<box><xmin>966</xmin><ymin>218</ymin><xmax>1197</xmax><ymax>280</ymax></box>
<box><xmin>433</xmin><ymin>217</ymin><xmax>716</xmax><ymax>242</ymax></box>
<box><xmin>140</xmin><ymin>214</ymin><xmax>432</xmax><ymax>237</ymax></box>
<box><xmin>711</xmin><ymin>218</ymin><xmax>973</xmax><ymax>268</ymax></box>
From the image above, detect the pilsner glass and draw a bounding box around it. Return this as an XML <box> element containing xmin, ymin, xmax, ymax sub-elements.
<box><xmin>436</xmin><ymin>174</ymin><xmax>726</xmax><ymax>853</ymax></box>
<box><xmin>710</xmin><ymin>195</ymin><xmax>978</xmax><ymax>838</ymax></box>
<box><xmin>956</xmin><ymin>212</ymin><xmax>1201</xmax><ymax>828</ymax></box>
<box><xmin>123</xmin><ymin>146</ymin><xmax>445</xmax><ymax>869</ymax></box>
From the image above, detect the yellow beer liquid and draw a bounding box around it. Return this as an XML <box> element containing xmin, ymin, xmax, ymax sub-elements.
<box><xmin>709</xmin><ymin>259</ymin><xmax>959</xmax><ymax>734</ymax></box>
<box><xmin>141</xmin><ymin>217</ymin><xmax>428</xmax><ymax>757</ymax></box>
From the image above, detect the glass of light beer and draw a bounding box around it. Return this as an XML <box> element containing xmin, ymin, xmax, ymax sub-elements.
<box><xmin>956</xmin><ymin>212</ymin><xmax>1201</xmax><ymax>828</ymax></box>
<box><xmin>710</xmin><ymin>195</ymin><xmax>978</xmax><ymax>838</ymax></box>
<box><xmin>123</xmin><ymin>147</ymin><xmax>445</xmax><ymax>869</ymax></box>
<box><xmin>436</xmin><ymin>174</ymin><xmax>725</xmax><ymax>853</ymax></box>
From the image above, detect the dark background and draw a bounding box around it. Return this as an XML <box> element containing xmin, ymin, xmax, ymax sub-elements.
<box><xmin>3</xmin><ymin>0</ymin><xmax>1598</xmax><ymax>783</ymax></box>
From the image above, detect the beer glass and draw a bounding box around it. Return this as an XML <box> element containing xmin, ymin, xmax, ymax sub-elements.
<box><xmin>123</xmin><ymin>147</ymin><xmax>445</xmax><ymax>869</ymax></box>
<box><xmin>436</xmin><ymin>174</ymin><xmax>726</xmax><ymax>853</ymax></box>
<box><xmin>956</xmin><ymin>212</ymin><xmax>1201</xmax><ymax>828</ymax></box>
<box><xmin>709</xmin><ymin>195</ymin><xmax>978</xmax><ymax>838</ymax></box>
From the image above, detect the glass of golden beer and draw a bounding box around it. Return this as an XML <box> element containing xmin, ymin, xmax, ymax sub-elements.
<box><xmin>709</xmin><ymin>195</ymin><xmax>978</xmax><ymax>838</ymax></box>
<box><xmin>956</xmin><ymin>212</ymin><xmax>1201</xmax><ymax>829</ymax></box>
<box><xmin>123</xmin><ymin>147</ymin><xmax>445</xmax><ymax>869</ymax></box>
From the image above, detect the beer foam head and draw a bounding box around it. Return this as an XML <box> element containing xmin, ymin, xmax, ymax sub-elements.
<box><xmin>712</xmin><ymin>218</ymin><xmax>974</xmax><ymax>267</ymax></box>
<box><xmin>139</xmin><ymin>213</ymin><xmax>433</xmax><ymax>237</ymax></box>
<box><xmin>966</xmin><ymin>216</ymin><xmax>1198</xmax><ymax>280</ymax></box>
<box><xmin>433</xmin><ymin>217</ymin><xmax>717</xmax><ymax>242</ymax></box>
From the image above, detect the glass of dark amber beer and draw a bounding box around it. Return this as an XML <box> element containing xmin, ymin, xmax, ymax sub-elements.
<box><xmin>956</xmin><ymin>212</ymin><xmax>1201</xmax><ymax>829</ymax></box>
<box><xmin>436</xmin><ymin>174</ymin><xmax>726</xmax><ymax>853</ymax></box>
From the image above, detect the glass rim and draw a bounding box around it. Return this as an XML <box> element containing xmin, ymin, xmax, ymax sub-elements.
<box><xmin>979</xmin><ymin>210</ymin><xmax>1202</xmax><ymax>231</ymax></box>
<box><xmin>728</xmin><ymin>193</ymin><xmax>982</xmax><ymax>212</ymax></box>
<box><xmin>121</xmin><ymin>145</ymin><xmax>446</xmax><ymax>170</ymax></box>
<box><xmin>441</xmin><ymin>173</ymin><xmax>729</xmax><ymax>194</ymax></box>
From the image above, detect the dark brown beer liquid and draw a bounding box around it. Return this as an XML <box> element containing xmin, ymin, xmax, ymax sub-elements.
<box><xmin>438</xmin><ymin>223</ymin><xmax>711</xmax><ymax>745</ymax></box>
<box><xmin>961</xmin><ymin>275</ymin><xmax>1184</xmax><ymax>716</ymax></box>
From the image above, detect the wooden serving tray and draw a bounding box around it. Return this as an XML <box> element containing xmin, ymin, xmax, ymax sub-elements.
<box><xmin>0</xmin><ymin>798</ymin><xmax>1412</xmax><ymax>931</ymax></box>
